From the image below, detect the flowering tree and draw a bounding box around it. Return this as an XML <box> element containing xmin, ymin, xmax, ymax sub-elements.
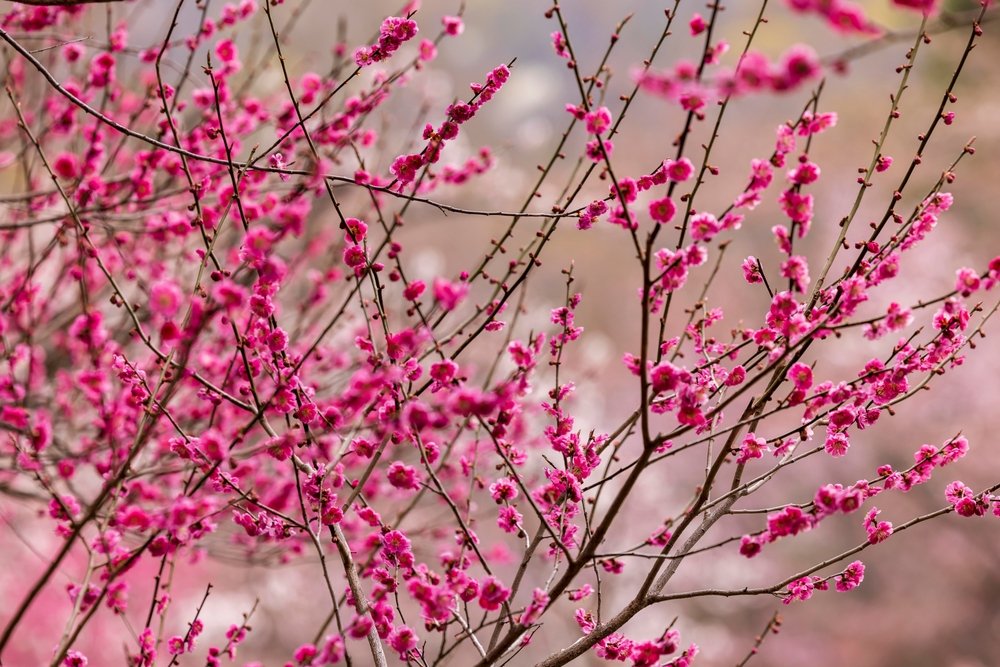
<box><xmin>0</xmin><ymin>0</ymin><xmax>998</xmax><ymax>665</ymax></box>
